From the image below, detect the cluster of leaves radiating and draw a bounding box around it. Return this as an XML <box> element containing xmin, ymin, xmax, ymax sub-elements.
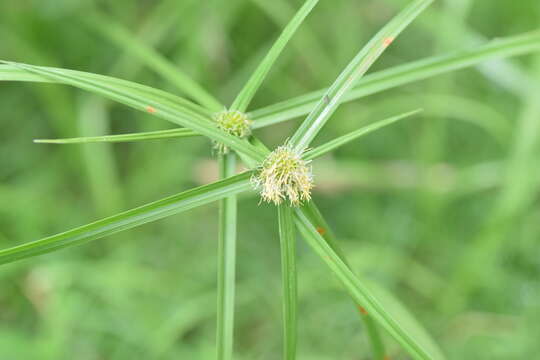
<box><xmin>1</xmin><ymin>0</ymin><xmax>540</xmax><ymax>359</ymax></box>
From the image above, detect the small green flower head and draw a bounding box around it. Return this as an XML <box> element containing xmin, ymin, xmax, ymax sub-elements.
<box><xmin>214</xmin><ymin>109</ymin><xmax>253</xmax><ymax>153</ymax></box>
<box><xmin>252</xmin><ymin>144</ymin><xmax>314</xmax><ymax>206</ymax></box>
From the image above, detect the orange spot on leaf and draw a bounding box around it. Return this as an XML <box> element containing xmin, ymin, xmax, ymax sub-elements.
<box><xmin>316</xmin><ymin>227</ymin><xmax>326</xmax><ymax>235</ymax></box>
<box><xmin>383</xmin><ymin>37</ymin><xmax>394</xmax><ymax>47</ymax></box>
<box><xmin>383</xmin><ymin>356</ymin><xmax>391</xmax><ymax>360</ymax></box>
<box><xmin>146</xmin><ymin>106</ymin><xmax>156</xmax><ymax>114</ymax></box>
<box><xmin>358</xmin><ymin>306</ymin><xmax>368</xmax><ymax>315</ymax></box>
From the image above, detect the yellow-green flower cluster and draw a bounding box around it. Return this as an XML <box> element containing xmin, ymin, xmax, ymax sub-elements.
<box><xmin>252</xmin><ymin>144</ymin><xmax>313</xmax><ymax>206</ymax></box>
<box><xmin>214</xmin><ymin>109</ymin><xmax>253</xmax><ymax>153</ymax></box>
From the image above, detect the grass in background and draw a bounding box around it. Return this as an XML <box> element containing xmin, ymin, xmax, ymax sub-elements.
<box><xmin>0</xmin><ymin>0</ymin><xmax>539</xmax><ymax>359</ymax></box>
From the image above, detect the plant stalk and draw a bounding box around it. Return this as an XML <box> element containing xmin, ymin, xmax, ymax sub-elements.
<box><xmin>278</xmin><ymin>204</ymin><xmax>298</xmax><ymax>360</ymax></box>
<box><xmin>217</xmin><ymin>153</ymin><xmax>238</xmax><ymax>360</ymax></box>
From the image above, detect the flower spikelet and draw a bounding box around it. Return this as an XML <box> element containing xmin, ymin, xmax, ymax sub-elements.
<box><xmin>252</xmin><ymin>144</ymin><xmax>314</xmax><ymax>206</ymax></box>
<box><xmin>214</xmin><ymin>109</ymin><xmax>252</xmax><ymax>153</ymax></box>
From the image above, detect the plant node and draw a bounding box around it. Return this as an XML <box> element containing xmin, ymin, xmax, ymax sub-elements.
<box><xmin>252</xmin><ymin>144</ymin><xmax>314</xmax><ymax>206</ymax></box>
<box><xmin>214</xmin><ymin>109</ymin><xmax>252</xmax><ymax>153</ymax></box>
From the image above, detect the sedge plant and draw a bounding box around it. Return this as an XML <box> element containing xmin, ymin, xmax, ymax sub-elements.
<box><xmin>2</xmin><ymin>0</ymin><xmax>540</xmax><ymax>359</ymax></box>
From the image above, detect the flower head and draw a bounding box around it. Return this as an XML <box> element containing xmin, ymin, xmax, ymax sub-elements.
<box><xmin>252</xmin><ymin>143</ymin><xmax>314</xmax><ymax>206</ymax></box>
<box><xmin>214</xmin><ymin>109</ymin><xmax>253</xmax><ymax>153</ymax></box>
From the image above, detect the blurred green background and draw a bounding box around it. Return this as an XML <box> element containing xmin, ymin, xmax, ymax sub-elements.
<box><xmin>1</xmin><ymin>0</ymin><xmax>540</xmax><ymax>359</ymax></box>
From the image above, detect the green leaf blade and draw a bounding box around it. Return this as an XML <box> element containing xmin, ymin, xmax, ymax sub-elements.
<box><xmin>366</xmin><ymin>280</ymin><xmax>446</xmax><ymax>360</ymax></box>
<box><xmin>230</xmin><ymin>0</ymin><xmax>319</xmax><ymax>112</ymax></box>
<box><xmin>34</xmin><ymin>128</ymin><xmax>198</xmax><ymax>144</ymax></box>
<box><xmin>302</xmin><ymin>202</ymin><xmax>386</xmax><ymax>360</ymax></box>
<box><xmin>295</xmin><ymin>208</ymin><xmax>436</xmax><ymax>360</ymax></box>
<box><xmin>1</xmin><ymin>61</ymin><xmax>267</xmax><ymax>162</ymax></box>
<box><xmin>0</xmin><ymin>63</ymin><xmax>213</xmax><ymax>118</ymax></box>
<box><xmin>250</xmin><ymin>30</ymin><xmax>540</xmax><ymax>129</ymax></box>
<box><xmin>289</xmin><ymin>0</ymin><xmax>433</xmax><ymax>152</ymax></box>
<box><xmin>303</xmin><ymin>109</ymin><xmax>422</xmax><ymax>160</ymax></box>
<box><xmin>0</xmin><ymin>172</ymin><xmax>252</xmax><ymax>265</ymax></box>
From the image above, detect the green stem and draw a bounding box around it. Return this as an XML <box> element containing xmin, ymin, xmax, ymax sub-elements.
<box><xmin>278</xmin><ymin>204</ymin><xmax>298</xmax><ymax>360</ymax></box>
<box><xmin>217</xmin><ymin>153</ymin><xmax>238</xmax><ymax>360</ymax></box>
<box><xmin>302</xmin><ymin>202</ymin><xmax>386</xmax><ymax>360</ymax></box>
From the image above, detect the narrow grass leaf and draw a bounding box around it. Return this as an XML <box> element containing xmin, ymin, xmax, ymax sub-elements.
<box><xmin>87</xmin><ymin>13</ymin><xmax>223</xmax><ymax>111</ymax></box>
<box><xmin>34</xmin><ymin>128</ymin><xmax>197</xmax><ymax>144</ymax></box>
<box><xmin>250</xmin><ymin>30</ymin><xmax>540</xmax><ymax>128</ymax></box>
<box><xmin>1</xmin><ymin>61</ymin><xmax>267</xmax><ymax>162</ymax></box>
<box><xmin>40</xmin><ymin>106</ymin><xmax>412</xmax><ymax>146</ymax></box>
<box><xmin>289</xmin><ymin>0</ymin><xmax>433</xmax><ymax>151</ymax></box>
<box><xmin>217</xmin><ymin>154</ymin><xmax>238</xmax><ymax>360</ymax></box>
<box><xmin>277</xmin><ymin>205</ymin><xmax>298</xmax><ymax>360</ymax></box>
<box><xmin>0</xmin><ymin>172</ymin><xmax>252</xmax><ymax>265</ymax></box>
<box><xmin>301</xmin><ymin>202</ymin><xmax>386</xmax><ymax>360</ymax></box>
<box><xmin>230</xmin><ymin>0</ymin><xmax>319</xmax><ymax>112</ymax></box>
<box><xmin>250</xmin><ymin>0</ymin><xmax>334</xmax><ymax>80</ymax></box>
<box><xmin>3</xmin><ymin>29</ymin><xmax>539</xmax><ymax>134</ymax></box>
<box><xmin>0</xmin><ymin>63</ymin><xmax>212</xmax><ymax>118</ymax></box>
<box><xmin>303</xmin><ymin>109</ymin><xmax>422</xmax><ymax>160</ymax></box>
<box><xmin>366</xmin><ymin>280</ymin><xmax>446</xmax><ymax>360</ymax></box>
<box><xmin>295</xmin><ymin>208</ymin><xmax>435</xmax><ymax>360</ymax></box>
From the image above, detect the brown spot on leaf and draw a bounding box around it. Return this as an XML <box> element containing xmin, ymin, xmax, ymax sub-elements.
<box><xmin>316</xmin><ymin>227</ymin><xmax>326</xmax><ymax>235</ymax></box>
<box><xmin>358</xmin><ymin>306</ymin><xmax>368</xmax><ymax>315</ymax></box>
<box><xmin>383</xmin><ymin>37</ymin><xmax>394</xmax><ymax>47</ymax></box>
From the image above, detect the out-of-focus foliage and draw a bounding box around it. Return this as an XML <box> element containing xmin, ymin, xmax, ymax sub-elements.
<box><xmin>1</xmin><ymin>0</ymin><xmax>539</xmax><ymax>359</ymax></box>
